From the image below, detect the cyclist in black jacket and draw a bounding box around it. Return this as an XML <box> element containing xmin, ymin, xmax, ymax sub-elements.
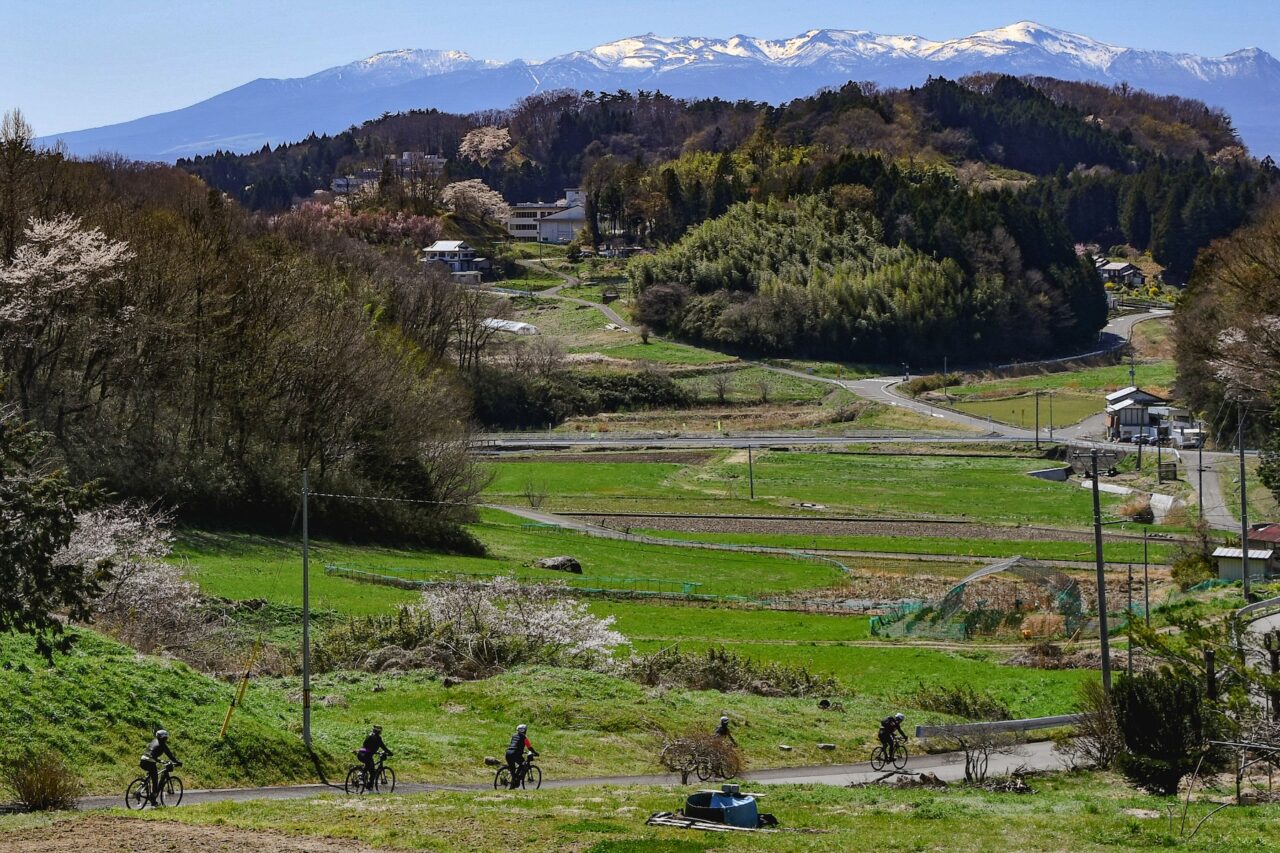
<box><xmin>879</xmin><ymin>713</ymin><xmax>907</xmax><ymax>758</ymax></box>
<box><xmin>357</xmin><ymin>725</ymin><xmax>391</xmax><ymax>791</ymax></box>
<box><xmin>504</xmin><ymin>724</ymin><xmax>536</xmax><ymax>789</ymax></box>
<box><xmin>139</xmin><ymin>729</ymin><xmax>180</xmax><ymax>806</ymax></box>
<box><xmin>714</xmin><ymin>715</ymin><xmax>737</xmax><ymax>745</ymax></box>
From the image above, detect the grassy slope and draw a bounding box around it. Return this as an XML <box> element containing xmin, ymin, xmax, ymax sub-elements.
<box><xmin>23</xmin><ymin>773</ymin><xmax>1274</xmax><ymax>852</ymax></box>
<box><xmin>0</xmin><ymin>630</ymin><xmax>325</xmax><ymax>793</ymax></box>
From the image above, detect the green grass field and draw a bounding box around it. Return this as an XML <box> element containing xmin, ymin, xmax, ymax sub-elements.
<box><xmin>677</xmin><ymin>366</ymin><xmax>834</xmax><ymax>404</ymax></box>
<box><xmin>949</xmin><ymin>362</ymin><xmax>1177</xmax><ymax>397</ymax></box>
<box><xmin>949</xmin><ymin>393</ymin><xmax>1101</xmax><ymax>430</ymax></box>
<box><xmin>23</xmin><ymin>771</ymin><xmax>1271</xmax><ymax>852</ymax></box>
<box><xmin>481</xmin><ymin>450</ymin><xmax>1120</xmax><ymax>528</ymax></box>
<box><xmin>711</xmin><ymin>451</ymin><xmax>1117</xmax><ymax>526</ymax></box>
<box><xmin>595</xmin><ymin>340</ymin><xmax>736</xmax><ymax>365</ymax></box>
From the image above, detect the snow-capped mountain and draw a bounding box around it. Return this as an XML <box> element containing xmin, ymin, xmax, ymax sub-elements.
<box><xmin>39</xmin><ymin>22</ymin><xmax>1280</xmax><ymax>161</ymax></box>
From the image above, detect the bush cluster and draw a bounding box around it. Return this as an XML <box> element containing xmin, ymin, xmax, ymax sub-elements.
<box><xmin>626</xmin><ymin>645</ymin><xmax>839</xmax><ymax>698</ymax></box>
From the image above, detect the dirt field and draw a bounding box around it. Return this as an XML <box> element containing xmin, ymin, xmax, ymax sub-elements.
<box><xmin>3</xmin><ymin>816</ymin><xmax>392</xmax><ymax>853</ymax></box>
<box><xmin>571</xmin><ymin>513</ymin><xmax>1103</xmax><ymax>543</ymax></box>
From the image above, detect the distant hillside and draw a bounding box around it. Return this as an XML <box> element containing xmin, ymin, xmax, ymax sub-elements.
<box><xmin>37</xmin><ymin>22</ymin><xmax>1280</xmax><ymax>161</ymax></box>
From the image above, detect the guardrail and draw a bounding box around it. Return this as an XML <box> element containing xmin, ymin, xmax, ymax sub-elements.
<box><xmin>915</xmin><ymin>713</ymin><xmax>1083</xmax><ymax>739</ymax></box>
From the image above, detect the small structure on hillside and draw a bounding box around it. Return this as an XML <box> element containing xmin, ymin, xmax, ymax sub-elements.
<box><xmin>871</xmin><ymin>556</ymin><xmax>1086</xmax><ymax>640</ymax></box>
<box><xmin>1097</xmin><ymin>260</ymin><xmax>1147</xmax><ymax>287</ymax></box>
<box><xmin>480</xmin><ymin>318</ymin><xmax>539</xmax><ymax>336</ymax></box>
<box><xmin>1105</xmin><ymin>386</ymin><xmax>1166</xmax><ymax>442</ymax></box>
<box><xmin>1213</xmin><ymin>547</ymin><xmax>1275</xmax><ymax>582</ymax></box>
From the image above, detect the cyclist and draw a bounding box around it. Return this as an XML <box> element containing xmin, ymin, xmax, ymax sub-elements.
<box><xmin>714</xmin><ymin>715</ymin><xmax>737</xmax><ymax>745</ymax></box>
<box><xmin>356</xmin><ymin>725</ymin><xmax>392</xmax><ymax>792</ymax></box>
<box><xmin>139</xmin><ymin>729</ymin><xmax>180</xmax><ymax>806</ymax></box>
<box><xmin>504</xmin><ymin>724</ymin><xmax>537</xmax><ymax>789</ymax></box>
<box><xmin>878</xmin><ymin>712</ymin><xmax>907</xmax><ymax>760</ymax></box>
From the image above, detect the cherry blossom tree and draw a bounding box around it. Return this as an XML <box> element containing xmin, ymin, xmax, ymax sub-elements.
<box><xmin>457</xmin><ymin>126</ymin><xmax>511</xmax><ymax>166</ymax></box>
<box><xmin>441</xmin><ymin>179</ymin><xmax>510</xmax><ymax>223</ymax></box>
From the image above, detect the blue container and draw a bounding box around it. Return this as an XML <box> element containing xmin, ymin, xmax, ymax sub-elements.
<box><xmin>683</xmin><ymin>791</ymin><xmax>760</xmax><ymax>828</ymax></box>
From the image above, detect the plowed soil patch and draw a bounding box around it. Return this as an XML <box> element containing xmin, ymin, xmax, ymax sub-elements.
<box><xmin>3</xmin><ymin>816</ymin><xmax>393</xmax><ymax>853</ymax></box>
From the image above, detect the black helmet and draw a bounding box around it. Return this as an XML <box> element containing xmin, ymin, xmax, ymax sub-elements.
<box><xmin>155</xmin><ymin>729</ymin><xmax>169</xmax><ymax>740</ymax></box>
<box><xmin>372</xmin><ymin>725</ymin><xmax>382</xmax><ymax>734</ymax></box>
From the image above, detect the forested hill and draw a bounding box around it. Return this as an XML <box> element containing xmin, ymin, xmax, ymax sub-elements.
<box><xmin>182</xmin><ymin>75</ymin><xmax>1243</xmax><ymax>214</ymax></box>
<box><xmin>175</xmin><ymin>75</ymin><xmax>1275</xmax><ymax>364</ymax></box>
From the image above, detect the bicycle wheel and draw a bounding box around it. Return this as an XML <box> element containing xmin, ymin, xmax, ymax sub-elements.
<box><xmin>695</xmin><ymin>756</ymin><xmax>714</xmax><ymax>782</ymax></box>
<box><xmin>892</xmin><ymin>744</ymin><xmax>909</xmax><ymax>771</ymax></box>
<box><xmin>345</xmin><ymin>767</ymin><xmax>366</xmax><ymax>795</ymax></box>
<box><xmin>378</xmin><ymin>766</ymin><xmax>396</xmax><ymax>793</ymax></box>
<box><xmin>125</xmin><ymin>778</ymin><xmax>150</xmax><ymax>810</ymax></box>
<box><xmin>522</xmin><ymin>765</ymin><xmax>541</xmax><ymax>790</ymax></box>
<box><xmin>161</xmin><ymin>775</ymin><xmax>184</xmax><ymax>806</ymax></box>
<box><xmin>494</xmin><ymin>767</ymin><xmax>512</xmax><ymax>790</ymax></box>
<box><xmin>870</xmin><ymin>747</ymin><xmax>887</xmax><ymax>772</ymax></box>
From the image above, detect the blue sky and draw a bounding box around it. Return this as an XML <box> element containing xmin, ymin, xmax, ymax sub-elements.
<box><xmin>5</xmin><ymin>0</ymin><xmax>1277</xmax><ymax>135</ymax></box>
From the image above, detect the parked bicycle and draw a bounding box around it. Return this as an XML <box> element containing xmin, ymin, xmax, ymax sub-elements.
<box><xmin>493</xmin><ymin>753</ymin><xmax>542</xmax><ymax>790</ymax></box>
<box><xmin>871</xmin><ymin>732</ymin><xmax>909</xmax><ymax>771</ymax></box>
<box><xmin>345</xmin><ymin>749</ymin><xmax>396</xmax><ymax>795</ymax></box>
<box><xmin>125</xmin><ymin>760</ymin><xmax>183</xmax><ymax>809</ymax></box>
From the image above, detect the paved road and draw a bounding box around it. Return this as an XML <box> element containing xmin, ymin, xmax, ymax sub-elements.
<box><xmin>77</xmin><ymin>741</ymin><xmax>1060</xmax><ymax>810</ymax></box>
<box><xmin>1197</xmin><ymin>460</ymin><xmax>1240</xmax><ymax>532</ymax></box>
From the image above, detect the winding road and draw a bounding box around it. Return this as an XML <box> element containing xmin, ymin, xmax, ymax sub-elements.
<box><xmin>76</xmin><ymin>741</ymin><xmax>1060</xmax><ymax>810</ymax></box>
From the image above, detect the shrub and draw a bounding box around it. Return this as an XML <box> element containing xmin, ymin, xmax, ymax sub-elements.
<box><xmin>1170</xmin><ymin>519</ymin><xmax>1217</xmax><ymax>590</ymax></box>
<box><xmin>2</xmin><ymin>753</ymin><xmax>84</xmax><ymax>811</ymax></box>
<box><xmin>1116</xmin><ymin>494</ymin><xmax>1154</xmax><ymax>524</ymax></box>
<box><xmin>1113</xmin><ymin>667</ymin><xmax>1213</xmax><ymax>795</ymax></box>
<box><xmin>658</xmin><ymin>730</ymin><xmax>745</xmax><ymax>784</ymax></box>
<box><xmin>905</xmin><ymin>682</ymin><xmax>1011</xmax><ymax>721</ymax></box>
<box><xmin>315</xmin><ymin>578</ymin><xmax>627</xmax><ymax>677</ymax></box>
<box><xmin>626</xmin><ymin>645</ymin><xmax>838</xmax><ymax>697</ymax></box>
<box><xmin>1055</xmin><ymin>678</ymin><xmax>1122</xmax><ymax>769</ymax></box>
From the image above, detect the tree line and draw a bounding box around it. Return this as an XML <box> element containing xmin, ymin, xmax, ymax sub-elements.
<box><xmin>1</xmin><ymin>111</ymin><xmax>491</xmax><ymax>545</ymax></box>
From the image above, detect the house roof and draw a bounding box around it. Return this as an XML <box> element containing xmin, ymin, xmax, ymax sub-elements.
<box><xmin>1248</xmin><ymin>523</ymin><xmax>1280</xmax><ymax>543</ymax></box>
<box><xmin>1212</xmin><ymin>547</ymin><xmax>1274</xmax><ymax>560</ymax></box>
<box><xmin>426</xmin><ymin>240</ymin><xmax>469</xmax><ymax>251</ymax></box>
<box><xmin>540</xmin><ymin>205</ymin><xmax>586</xmax><ymax>222</ymax></box>
<box><xmin>1105</xmin><ymin>386</ymin><xmax>1164</xmax><ymax>405</ymax></box>
<box><xmin>1100</xmin><ymin>261</ymin><xmax>1138</xmax><ymax>273</ymax></box>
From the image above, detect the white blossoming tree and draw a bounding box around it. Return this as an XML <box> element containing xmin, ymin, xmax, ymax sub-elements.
<box><xmin>457</xmin><ymin>126</ymin><xmax>511</xmax><ymax>166</ymax></box>
<box><xmin>441</xmin><ymin>179</ymin><xmax>510</xmax><ymax>224</ymax></box>
<box><xmin>409</xmin><ymin>577</ymin><xmax>627</xmax><ymax>675</ymax></box>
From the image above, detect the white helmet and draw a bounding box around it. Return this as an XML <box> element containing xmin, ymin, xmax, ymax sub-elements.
<box><xmin>894</xmin><ymin>713</ymin><xmax>905</xmax><ymax>721</ymax></box>
<box><xmin>517</xmin><ymin>724</ymin><xmax>527</xmax><ymax>732</ymax></box>
<box><xmin>720</xmin><ymin>716</ymin><xmax>729</xmax><ymax>723</ymax></box>
<box><xmin>155</xmin><ymin>729</ymin><xmax>169</xmax><ymax>740</ymax></box>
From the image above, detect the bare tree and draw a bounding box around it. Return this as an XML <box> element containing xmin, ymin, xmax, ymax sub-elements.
<box><xmin>709</xmin><ymin>372</ymin><xmax>733</xmax><ymax>405</ymax></box>
<box><xmin>522</xmin><ymin>479</ymin><xmax>548</xmax><ymax>509</ymax></box>
<box><xmin>754</xmin><ymin>376</ymin><xmax>772</xmax><ymax>404</ymax></box>
<box><xmin>938</xmin><ymin>730</ymin><xmax>1024</xmax><ymax>783</ymax></box>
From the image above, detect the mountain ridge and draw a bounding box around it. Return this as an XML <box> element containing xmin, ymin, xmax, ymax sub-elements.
<box><xmin>38</xmin><ymin>22</ymin><xmax>1280</xmax><ymax>160</ymax></box>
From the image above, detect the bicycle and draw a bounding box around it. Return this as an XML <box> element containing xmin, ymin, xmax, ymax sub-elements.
<box><xmin>125</xmin><ymin>760</ymin><xmax>183</xmax><ymax>809</ymax></box>
<box><xmin>493</xmin><ymin>752</ymin><xmax>542</xmax><ymax>790</ymax></box>
<box><xmin>870</xmin><ymin>733</ymin><xmax>909</xmax><ymax>771</ymax></box>
<box><xmin>345</xmin><ymin>750</ymin><xmax>396</xmax><ymax>795</ymax></box>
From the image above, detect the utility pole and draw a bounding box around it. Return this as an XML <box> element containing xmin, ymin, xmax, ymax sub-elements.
<box><xmin>1198</xmin><ymin>419</ymin><xmax>1205</xmax><ymax>521</ymax></box>
<box><xmin>747</xmin><ymin>444</ymin><xmax>755</xmax><ymax>501</ymax></box>
<box><xmin>1142</xmin><ymin>528</ymin><xmax>1150</xmax><ymax>628</ymax></box>
<box><xmin>1089</xmin><ymin>448</ymin><xmax>1113</xmax><ymax>693</ymax></box>
<box><xmin>1126</xmin><ymin>562</ymin><xmax>1134</xmax><ymax>679</ymax></box>
<box><xmin>1048</xmin><ymin>392</ymin><xmax>1054</xmax><ymax>441</ymax></box>
<box><xmin>1239</xmin><ymin>404</ymin><xmax>1252</xmax><ymax>602</ymax></box>
<box><xmin>1035</xmin><ymin>391</ymin><xmax>1041</xmax><ymax>450</ymax></box>
<box><xmin>301</xmin><ymin>468</ymin><xmax>312</xmax><ymax>748</ymax></box>
<box><xmin>943</xmin><ymin>356</ymin><xmax>948</xmax><ymax>401</ymax></box>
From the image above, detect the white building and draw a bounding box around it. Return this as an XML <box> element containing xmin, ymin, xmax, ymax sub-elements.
<box><xmin>385</xmin><ymin>151</ymin><xmax>447</xmax><ymax>178</ymax></box>
<box><xmin>422</xmin><ymin>240</ymin><xmax>487</xmax><ymax>273</ymax></box>
<box><xmin>1104</xmin><ymin>387</ymin><xmax>1166</xmax><ymax>441</ymax></box>
<box><xmin>506</xmin><ymin>188</ymin><xmax>588</xmax><ymax>243</ymax></box>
